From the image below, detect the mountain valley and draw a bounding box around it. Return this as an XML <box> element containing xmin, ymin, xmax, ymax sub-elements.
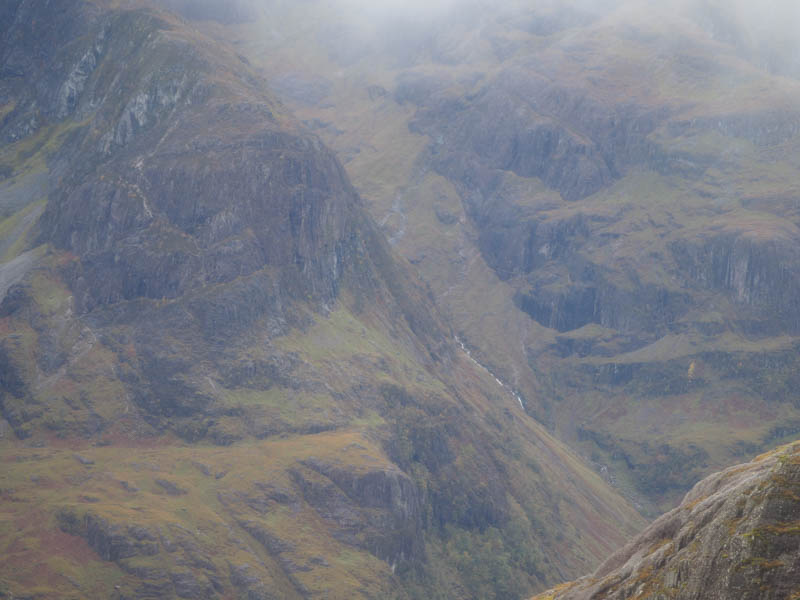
<box><xmin>2</xmin><ymin>0</ymin><xmax>800</xmax><ymax>599</ymax></box>
<box><xmin>220</xmin><ymin>0</ymin><xmax>800</xmax><ymax>515</ymax></box>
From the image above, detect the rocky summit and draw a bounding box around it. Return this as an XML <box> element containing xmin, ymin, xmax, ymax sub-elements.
<box><xmin>532</xmin><ymin>441</ymin><xmax>800</xmax><ymax>600</ymax></box>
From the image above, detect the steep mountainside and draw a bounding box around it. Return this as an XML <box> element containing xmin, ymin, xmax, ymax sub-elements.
<box><xmin>216</xmin><ymin>0</ymin><xmax>800</xmax><ymax>514</ymax></box>
<box><xmin>532</xmin><ymin>440</ymin><xmax>800</xmax><ymax>600</ymax></box>
<box><xmin>0</xmin><ymin>1</ymin><xmax>645</xmax><ymax>599</ymax></box>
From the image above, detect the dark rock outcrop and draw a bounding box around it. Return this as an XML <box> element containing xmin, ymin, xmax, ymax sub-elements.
<box><xmin>409</xmin><ymin>68</ymin><xmax>668</xmax><ymax>203</ymax></box>
<box><xmin>57</xmin><ymin>510</ymin><xmax>160</xmax><ymax>561</ymax></box>
<box><xmin>671</xmin><ymin>230</ymin><xmax>800</xmax><ymax>334</ymax></box>
<box><xmin>291</xmin><ymin>459</ymin><xmax>424</xmax><ymax>570</ymax></box>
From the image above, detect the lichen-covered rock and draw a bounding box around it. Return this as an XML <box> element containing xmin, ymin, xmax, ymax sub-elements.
<box><xmin>533</xmin><ymin>441</ymin><xmax>800</xmax><ymax>600</ymax></box>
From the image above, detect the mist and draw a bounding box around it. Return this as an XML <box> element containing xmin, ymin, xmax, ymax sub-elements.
<box><xmin>155</xmin><ymin>0</ymin><xmax>800</xmax><ymax>78</ymax></box>
<box><xmin>701</xmin><ymin>0</ymin><xmax>800</xmax><ymax>75</ymax></box>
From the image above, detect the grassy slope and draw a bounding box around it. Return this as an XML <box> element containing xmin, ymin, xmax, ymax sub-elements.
<box><xmin>0</xmin><ymin>431</ymin><xmax>395</xmax><ymax>600</ymax></box>
<box><xmin>0</xmin><ymin>274</ymin><xmax>646</xmax><ymax>598</ymax></box>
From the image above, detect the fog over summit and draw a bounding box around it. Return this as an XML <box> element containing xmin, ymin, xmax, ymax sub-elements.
<box><xmin>164</xmin><ymin>0</ymin><xmax>800</xmax><ymax>76</ymax></box>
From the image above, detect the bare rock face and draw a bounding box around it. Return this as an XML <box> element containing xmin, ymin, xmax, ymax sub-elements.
<box><xmin>409</xmin><ymin>66</ymin><xmax>671</xmax><ymax>209</ymax></box>
<box><xmin>533</xmin><ymin>441</ymin><xmax>800</xmax><ymax>600</ymax></box>
<box><xmin>293</xmin><ymin>459</ymin><xmax>424</xmax><ymax>569</ymax></box>
<box><xmin>2</xmin><ymin>0</ymin><xmax>405</xmax><ymax>328</ymax></box>
<box><xmin>406</xmin><ymin>62</ymin><xmax>800</xmax><ymax>340</ymax></box>
<box><xmin>16</xmin><ymin>5</ymin><xmax>359</xmax><ymax>315</ymax></box>
<box><xmin>671</xmin><ymin>231</ymin><xmax>800</xmax><ymax>334</ymax></box>
<box><xmin>0</xmin><ymin>0</ymin><xmax>448</xmax><ymax>435</ymax></box>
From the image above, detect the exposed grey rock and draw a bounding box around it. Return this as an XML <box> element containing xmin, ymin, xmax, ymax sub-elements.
<box><xmin>0</xmin><ymin>249</ymin><xmax>41</xmax><ymax>305</ymax></box>
<box><xmin>192</xmin><ymin>461</ymin><xmax>211</xmax><ymax>476</ymax></box>
<box><xmin>127</xmin><ymin>525</ymin><xmax>157</xmax><ymax>542</ymax></box>
<box><xmin>120</xmin><ymin>480</ymin><xmax>139</xmax><ymax>493</ymax></box>
<box><xmin>228</xmin><ymin>563</ymin><xmax>277</xmax><ymax>600</ymax></box>
<box><xmin>366</xmin><ymin>84</ymin><xmax>388</xmax><ymax>101</ymax></box>
<box><xmin>170</xmin><ymin>570</ymin><xmax>215</xmax><ymax>599</ymax></box>
<box><xmin>73</xmin><ymin>453</ymin><xmax>94</xmax><ymax>465</ymax></box>
<box><xmin>155</xmin><ymin>478</ymin><xmax>187</xmax><ymax>496</ymax></box>
<box><xmin>410</xmin><ymin>69</ymin><xmax>667</xmax><ymax>203</ymax></box>
<box><xmin>537</xmin><ymin>442</ymin><xmax>800</xmax><ymax>600</ymax></box>
<box><xmin>671</xmin><ymin>231</ymin><xmax>800</xmax><ymax>333</ymax></box>
<box><xmin>56</xmin><ymin>510</ymin><xmax>160</xmax><ymax>561</ymax></box>
<box><xmin>236</xmin><ymin>520</ymin><xmax>309</xmax><ymax>596</ymax></box>
<box><xmin>294</xmin><ymin>459</ymin><xmax>424</xmax><ymax>569</ymax></box>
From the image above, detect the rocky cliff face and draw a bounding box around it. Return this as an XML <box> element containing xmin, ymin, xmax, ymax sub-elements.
<box><xmin>533</xmin><ymin>440</ymin><xmax>800</xmax><ymax>600</ymax></box>
<box><xmin>404</xmin><ymin>34</ymin><xmax>800</xmax><ymax>339</ymax></box>
<box><xmin>410</xmin><ymin>67</ymin><xmax>667</xmax><ymax>204</ymax></box>
<box><xmin>0</xmin><ymin>0</ymin><xmax>448</xmax><ymax>438</ymax></box>
<box><xmin>671</xmin><ymin>229</ymin><xmax>800</xmax><ymax>334</ymax></box>
<box><xmin>8</xmin><ymin>0</ymin><xmax>356</xmax><ymax>312</ymax></box>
